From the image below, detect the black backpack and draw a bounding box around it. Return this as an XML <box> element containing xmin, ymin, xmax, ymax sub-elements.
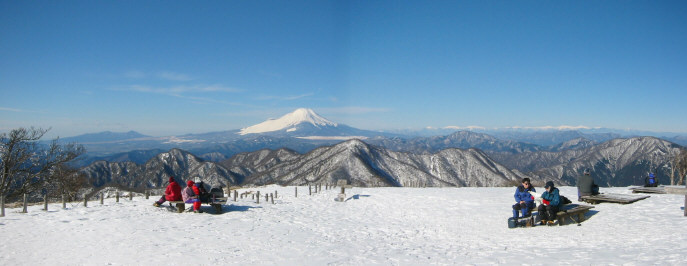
<box><xmin>560</xmin><ymin>195</ymin><xmax>573</xmax><ymax>205</ymax></box>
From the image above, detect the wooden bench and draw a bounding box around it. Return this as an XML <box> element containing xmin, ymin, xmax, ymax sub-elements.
<box><xmin>168</xmin><ymin>197</ymin><xmax>228</xmax><ymax>213</ymax></box>
<box><xmin>580</xmin><ymin>193</ymin><xmax>650</xmax><ymax>204</ymax></box>
<box><xmin>629</xmin><ymin>186</ymin><xmax>666</xmax><ymax>194</ymax></box>
<box><xmin>554</xmin><ymin>204</ymin><xmax>595</xmax><ymax>226</ymax></box>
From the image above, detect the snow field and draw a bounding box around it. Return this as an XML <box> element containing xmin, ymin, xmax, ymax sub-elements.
<box><xmin>1</xmin><ymin>186</ymin><xmax>686</xmax><ymax>265</ymax></box>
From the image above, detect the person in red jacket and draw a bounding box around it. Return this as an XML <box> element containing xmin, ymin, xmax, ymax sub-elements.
<box><xmin>153</xmin><ymin>176</ymin><xmax>182</xmax><ymax>207</ymax></box>
<box><xmin>182</xmin><ymin>180</ymin><xmax>203</xmax><ymax>213</ymax></box>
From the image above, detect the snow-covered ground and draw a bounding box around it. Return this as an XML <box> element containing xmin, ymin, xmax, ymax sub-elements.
<box><xmin>2</xmin><ymin>186</ymin><xmax>686</xmax><ymax>265</ymax></box>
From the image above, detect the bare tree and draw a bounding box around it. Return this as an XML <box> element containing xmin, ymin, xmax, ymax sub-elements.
<box><xmin>678</xmin><ymin>148</ymin><xmax>687</xmax><ymax>186</ymax></box>
<box><xmin>46</xmin><ymin>164</ymin><xmax>88</xmax><ymax>201</ymax></box>
<box><xmin>0</xmin><ymin>127</ymin><xmax>85</xmax><ymax>200</ymax></box>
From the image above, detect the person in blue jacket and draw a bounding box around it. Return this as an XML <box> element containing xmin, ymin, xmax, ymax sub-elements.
<box><xmin>645</xmin><ymin>173</ymin><xmax>658</xmax><ymax>187</ymax></box>
<box><xmin>512</xmin><ymin>178</ymin><xmax>536</xmax><ymax>219</ymax></box>
<box><xmin>538</xmin><ymin>181</ymin><xmax>561</xmax><ymax>225</ymax></box>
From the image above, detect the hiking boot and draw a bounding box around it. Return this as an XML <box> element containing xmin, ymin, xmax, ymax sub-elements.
<box><xmin>547</xmin><ymin>220</ymin><xmax>557</xmax><ymax>226</ymax></box>
<box><xmin>540</xmin><ymin>220</ymin><xmax>547</xmax><ymax>226</ymax></box>
<box><xmin>153</xmin><ymin>202</ymin><xmax>161</xmax><ymax>207</ymax></box>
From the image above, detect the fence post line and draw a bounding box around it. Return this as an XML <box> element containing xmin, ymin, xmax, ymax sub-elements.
<box><xmin>309</xmin><ymin>184</ymin><xmax>312</xmax><ymax>196</ymax></box>
<box><xmin>101</xmin><ymin>192</ymin><xmax>104</xmax><ymax>205</ymax></box>
<box><xmin>22</xmin><ymin>193</ymin><xmax>28</xmax><ymax>213</ymax></box>
<box><xmin>62</xmin><ymin>194</ymin><xmax>66</xmax><ymax>209</ymax></box>
<box><xmin>275</xmin><ymin>190</ymin><xmax>278</xmax><ymax>199</ymax></box>
<box><xmin>270</xmin><ymin>193</ymin><xmax>274</xmax><ymax>204</ymax></box>
<box><xmin>44</xmin><ymin>193</ymin><xmax>48</xmax><ymax>211</ymax></box>
<box><xmin>1</xmin><ymin>195</ymin><xmax>5</xmax><ymax>217</ymax></box>
<box><xmin>145</xmin><ymin>190</ymin><xmax>149</xmax><ymax>199</ymax></box>
<box><xmin>295</xmin><ymin>186</ymin><xmax>298</xmax><ymax>198</ymax></box>
<box><xmin>257</xmin><ymin>191</ymin><xmax>260</xmax><ymax>204</ymax></box>
<box><xmin>234</xmin><ymin>190</ymin><xmax>237</xmax><ymax>202</ymax></box>
<box><xmin>83</xmin><ymin>194</ymin><xmax>88</xmax><ymax>207</ymax></box>
<box><xmin>116</xmin><ymin>190</ymin><xmax>120</xmax><ymax>203</ymax></box>
<box><xmin>129</xmin><ymin>191</ymin><xmax>133</xmax><ymax>201</ymax></box>
<box><xmin>265</xmin><ymin>193</ymin><xmax>268</xmax><ymax>202</ymax></box>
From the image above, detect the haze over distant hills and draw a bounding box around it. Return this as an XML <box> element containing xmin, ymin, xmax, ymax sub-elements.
<box><xmin>55</xmin><ymin>108</ymin><xmax>687</xmax><ymax>190</ymax></box>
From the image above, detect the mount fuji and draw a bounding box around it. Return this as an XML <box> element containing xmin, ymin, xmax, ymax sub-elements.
<box><xmin>238</xmin><ymin>108</ymin><xmax>387</xmax><ymax>140</ymax></box>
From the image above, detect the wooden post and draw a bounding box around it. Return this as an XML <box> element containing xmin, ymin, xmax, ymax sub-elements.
<box><xmin>129</xmin><ymin>191</ymin><xmax>133</xmax><ymax>201</ymax></box>
<box><xmin>62</xmin><ymin>194</ymin><xmax>66</xmax><ymax>209</ymax></box>
<box><xmin>101</xmin><ymin>192</ymin><xmax>104</xmax><ymax>205</ymax></box>
<box><xmin>22</xmin><ymin>193</ymin><xmax>28</xmax><ymax>213</ymax></box>
<box><xmin>44</xmin><ymin>193</ymin><xmax>48</xmax><ymax>211</ymax></box>
<box><xmin>116</xmin><ymin>190</ymin><xmax>120</xmax><ymax>202</ymax></box>
<box><xmin>145</xmin><ymin>190</ymin><xmax>149</xmax><ymax>199</ymax></box>
<box><xmin>295</xmin><ymin>187</ymin><xmax>298</xmax><ymax>198</ymax></box>
<box><xmin>1</xmin><ymin>195</ymin><xmax>5</xmax><ymax>217</ymax></box>
<box><xmin>275</xmin><ymin>190</ymin><xmax>278</xmax><ymax>199</ymax></box>
<box><xmin>684</xmin><ymin>181</ymin><xmax>687</xmax><ymax>217</ymax></box>
<box><xmin>234</xmin><ymin>190</ymin><xmax>237</xmax><ymax>202</ymax></box>
<box><xmin>309</xmin><ymin>184</ymin><xmax>312</xmax><ymax>196</ymax></box>
<box><xmin>257</xmin><ymin>191</ymin><xmax>260</xmax><ymax>204</ymax></box>
<box><xmin>270</xmin><ymin>193</ymin><xmax>274</xmax><ymax>204</ymax></box>
<box><xmin>265</xmin><ymin>193</ymin><xmax>268</xmax><ymax>202</ymax></box>
<box><xmin>84</xmin><ymin>194</ymin><xmax>88</xmax><ymax>207</ymax></box>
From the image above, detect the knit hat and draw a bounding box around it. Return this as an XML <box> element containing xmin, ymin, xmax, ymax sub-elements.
<box><xmin>545</xmin><ymin>181</ymin><xmax>555</xmax><ymax>189</ymax></box>
<box><xmin>187</xmin><ymin>180</ymin><xmax>194</xmax><ymax>187</ymax></box>
<box><xmin>169</xmin><ymin>176</ymin><xmax>175</xmax><ymax>183</ymax></box>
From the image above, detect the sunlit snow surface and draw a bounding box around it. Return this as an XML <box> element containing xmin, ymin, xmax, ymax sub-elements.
<box><xmin>1</xmin><ymin>186</ymin><xmax>686</xmax><ymax>265</ymax></box>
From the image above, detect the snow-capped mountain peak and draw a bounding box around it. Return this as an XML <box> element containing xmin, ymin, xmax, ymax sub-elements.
<box><xmin>239</xmin><ymin>108</ymin><xmax>338</xmax><ymax>135</ymax></box>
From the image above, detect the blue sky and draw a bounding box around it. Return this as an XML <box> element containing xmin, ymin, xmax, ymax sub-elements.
<box><xmin>1</xmin><ymin>0</ymin><xmax>686</xmax><ymax>138</ymax></box>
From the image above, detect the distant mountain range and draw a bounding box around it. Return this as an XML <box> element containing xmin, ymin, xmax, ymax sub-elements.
<box><xmin>80</xmin><ymin>139</ymin><xmax>528</xmax><ymax>189</ymax></box>
<box><xmin>66</xmin><ymin>108</ymin><xmax>686</xmax><ymax>189</ymax></box>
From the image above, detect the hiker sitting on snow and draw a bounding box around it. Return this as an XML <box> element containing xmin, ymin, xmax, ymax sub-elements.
<box><xmin>512</xmin><ymin>178</ymin><xmax>536</xmax><ymax>219</ymax></box>
<box><xmin>182</xmin><ymin>180</ymin><xmax>202</xmax><ymax>213</ymax></box>
<box><xmin>538</xmin><ymin>181</ymin><xmax>561</xmax><ymax>225</ymax></box>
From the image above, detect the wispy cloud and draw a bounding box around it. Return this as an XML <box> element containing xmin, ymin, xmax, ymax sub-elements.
<box><xmin>123</xmin><ymin>70</ymin><xmax>194</xmax><ymax>81</ymax></box>
<box><xmin>319</xmin><ymin>106</ymin><xmax>393</xmax><ymax>115</ymax></box>
<box><xmin>157</xmin><ymin>71</ymin><xmax>193</xmax><ymax>81</ymax></box>
<box><xmin>0</xmin><ymin>107</ymin><xmax>23</xmax><ymax>112</ymax></box>
<box><xmin>123</xmin><ymin>84</ymin><xmax>242</xmax><ymax>96</ymax></box>
<box><xmin>256</xmin><ymin>93</ymin><xmax>314</xmax><ymax>101</ymax></box>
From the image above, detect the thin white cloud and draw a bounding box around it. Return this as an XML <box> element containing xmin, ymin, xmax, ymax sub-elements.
<box><xmin>0</xmin><ymin>107</ymin><xmax>22</xmax><ymax>112</ymax></box>
<box><xmin>157</xmin><ymin>71</ymin><xmax>193</xmax><ymax>81</ymax></box>
<box><xmin>121</xmin><ymin>85</ymin><xmax>241</xmax><ymax>96</ymax></box>
<box><xmin>123</xmin><ymin>70</ymin><xmax>193</xmax><ymax>81</ymax></box>
<box><xmin>319</xmin><ymin>106</ymin><xmax>393</xmax><ymax>115</ymax></box>
<box><xmin>256</xmin><ymin>93</ymin><xmax>314</xmax><ymax>101</ymax></box>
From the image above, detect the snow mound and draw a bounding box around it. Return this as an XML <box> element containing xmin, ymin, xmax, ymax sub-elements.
<box><xmin>239</xmin><ymin>108</ymin><xmax>337</xmax><ymax>135</ymax></box>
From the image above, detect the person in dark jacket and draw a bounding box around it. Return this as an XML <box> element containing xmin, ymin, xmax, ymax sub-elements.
<box><xmin>577</xmin><ymin>168</ymin><xmax>599</xmax><ymax>201</ymax></box>
<box><xmin>538</xmin><ymin>181</ymin><xmax>561</xmax><ymax>225</ymax></box>
<box><xmin>153</xmin><ymin>176</ymin><xmax>182</xmax><ymax>207</ymax></box>
<box><xmin>512</xmin><ymin>178</ymin><xmax>536</xmax><ymax>219</ymax></box>
<box><xmin>645</xmin><ymin>173</ymin><xmax>658</xmax><ymax>187</ymax></box>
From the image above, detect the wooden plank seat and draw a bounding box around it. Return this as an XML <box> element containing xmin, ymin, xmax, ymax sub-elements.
<box><xmin>629</xmin><ymin>186</ymin><xmax>666</xmax><ymax>194</ymax></box>
<box><xmin>168</xmin><ymin>197</ymin><xmax>228</xmax><ymax>213</ymax></box>
<box><xmin>580</xmin><ymin>193</ymin><xmax>650</xmax><ymax>205</ymax></box>
<box><xmin>554</xmin><ymin>204</ymin><xmax>595</xmax><ymax>226</ymax></box>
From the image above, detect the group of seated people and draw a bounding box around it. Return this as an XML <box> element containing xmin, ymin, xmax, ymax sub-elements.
<box><xmin>513</xmin><ymin>169</ymin><xmax>660</xmax><ymax>225</ymax></box>
<box><xmin>512</xmin><ymin>178</ymin><xmax>562</xmax><ymax>225</ymax></box>
<box><xmin>153</xmin><ymin>176</ymin><xmax>210</xmax><ymax>213</ymax></box>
